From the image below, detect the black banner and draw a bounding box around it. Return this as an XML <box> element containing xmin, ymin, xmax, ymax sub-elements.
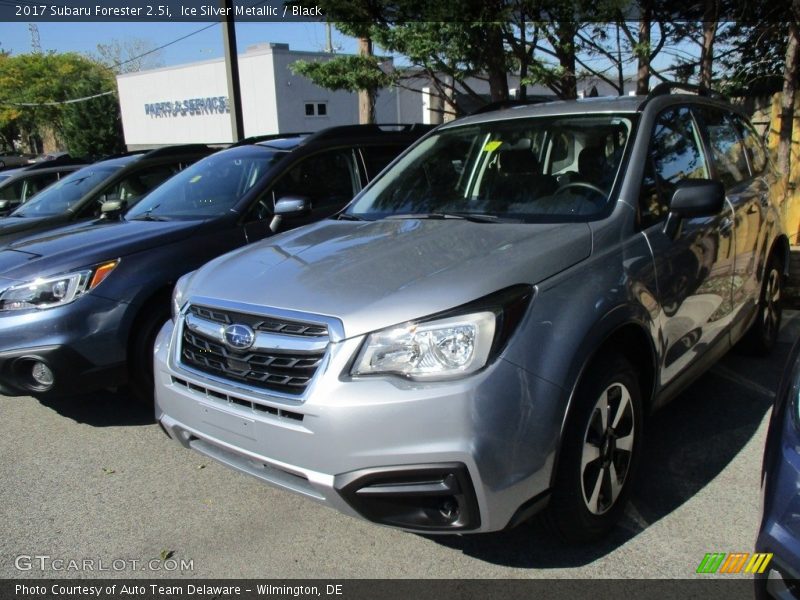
<box><xmin>0</xmin><ymin>0</ymin><xmax>792</xmax><ymax>23</ymax></box>
<box><xmin>0</xmin><ymin>579</ymin><xmax>761</xmax><ymax>600</ymax></box>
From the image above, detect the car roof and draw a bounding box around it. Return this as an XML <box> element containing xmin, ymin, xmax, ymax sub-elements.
<box><xmin>445</xmin><ymin>91</ymin><xmax>747</xmax><ymax>130</ymax></box>
<box><xmin>10</xmin><ymin>164</ymin><xmax>85</xmax><ymax>177</ymax></box>
<box><xmin>445</xmin><ymin>96</ymin><xmax>646</xmax><ymax>129</ymax></box>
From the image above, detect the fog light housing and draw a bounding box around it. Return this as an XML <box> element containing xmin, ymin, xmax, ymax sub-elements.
<box><xmin>31</xmin><ymin>361</ymin><xmax>54</xmax><ymax>388</ymax></box>
<box><xmin>335</xmin><ymin>463</ymin><xmax>480</xmax><ymax>531</ymax></box>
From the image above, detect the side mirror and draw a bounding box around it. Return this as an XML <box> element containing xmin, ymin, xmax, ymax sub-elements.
<box><xmin>270</xmin><ymin>196</ymin><xmax>311</xmax><ymax>232</ymax></box>
<box><xmin>101</xmin><ymin>199</ymin><xmax>127</xmax><ymax>220</ymax></box>
<box><xmin>664</xmin><ymin>179</ymin><xmax>725</xmax><ymax>237</ymax></box>
<box><xmin>668</xmin><ymin>179</ymin><xmax>725</xmax><ymax>218</ymax></box>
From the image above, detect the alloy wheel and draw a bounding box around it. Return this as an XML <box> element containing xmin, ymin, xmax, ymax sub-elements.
<box><xmin>580</xmin><ymin>382</ymin><xmax>635</xmax><ymax>515</ymax></box>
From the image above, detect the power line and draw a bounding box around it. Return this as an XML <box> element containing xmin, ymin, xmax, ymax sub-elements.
<box><xmin>106</xmin><ymin>22</ymin><xmax>219</xmax><ymax>72</ymax></box>
<box><xmin>0</xmin><ymin>90</ymin><xmax>114</xmax><ymax>107</ymax></box>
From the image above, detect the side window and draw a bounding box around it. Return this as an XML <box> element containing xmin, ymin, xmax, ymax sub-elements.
<box><xmin>0</xmin><ymin>179</ymin><xmax>25</xmax><ymax>202</ymax></box>
<box><xmin>23</xmin><ymin>173</ymin><xmax>59</xmax><ymax>201</ymax></box>
<box><xmin>696</xmin><ymin>107</ymin><xmax>749</xmax><ymax>189</ymax></box>
<box><xmin>639</xmin><ymin>107</ymin><xmax>709</xmax><ymax>229</ymax></box>
<box><xmin>270</xmin><ymin>149</ymin><xmax>360</xmax><ymax>210</ymax></box>
<box><xmin>360</xmin><ymin>145</ymin><xmax>405</xmax><ymax>179</ymax></box>
<box><xmin>106</xmin><ymin>165</ymin><xmax>177</xmax><ymax>202</ymax></box>
<box><xmin>733</xmin><ymin>115</ymin><xmax>767</xmax><ymax>175</ymax></box>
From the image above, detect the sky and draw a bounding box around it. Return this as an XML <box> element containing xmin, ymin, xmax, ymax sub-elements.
<box><xmin>0</xmin><ymin>21</ymin><xmax>360</xmax><ymax>67</ymax></box>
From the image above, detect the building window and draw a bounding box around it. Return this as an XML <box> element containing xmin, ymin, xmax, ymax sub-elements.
<box><xmin>304</xmin><ymin>102</ymin><xmax>328</xmax><ymax>117</ymax></box>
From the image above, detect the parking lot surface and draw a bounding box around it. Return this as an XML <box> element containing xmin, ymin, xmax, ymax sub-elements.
<box><xmin>1</xmin><ymin>312</ymin><xmax>798</xmax><ymax>579</ymax></box>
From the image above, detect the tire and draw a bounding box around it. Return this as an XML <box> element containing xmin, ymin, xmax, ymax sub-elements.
<box><xmin>740</xmin><ymin>254</ymin><xmax>783</xmax><ymax>356</ymax></box>
<box><xmin>546</xmin><ymin>355</ymin><xmax>643</xmax><ymax>542</ymax></box>
<box><xmin>129</xmin><ymin>305</ymin><xmax>170</xmax><ymax>405</ymax></box>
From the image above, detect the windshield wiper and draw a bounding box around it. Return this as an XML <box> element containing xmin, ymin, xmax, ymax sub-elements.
<box><xmin>130</xmin><ymin>214</ymin><xmax>171</xmax><ymax>222</ymax></box>
<box><xmin>336</xmin><ymin>213</ymin><xmax>366</xmax><ymax>221</ymax></box>
<box><xmin>384</xmin><ymin>212</ymin><xmax>503</xmax><ymax>223</ymax></box>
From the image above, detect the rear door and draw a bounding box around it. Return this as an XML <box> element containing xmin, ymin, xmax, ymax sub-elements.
<box><xmin>693</xmin><ymin>107</ymin><xmax>767</xmax><ymax>340</ymax></box>
<box><xmin>638</xmin><ymin>105</ymin><xmax>735</xmax><ymax>387</ymax></box>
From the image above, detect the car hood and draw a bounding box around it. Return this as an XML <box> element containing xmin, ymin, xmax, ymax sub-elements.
<box><xmin>0</xmin><ymin>219</ymin><xmax>204</xmax><ymax>281</ymax></box>
<box><xmin>0</xmin><ymin>215</ymin><xmax>56</xmax><ymax>244</ymax></box>
<box><xmin>185</xmin><ymin>218</ymin><xmax>592</xmax><ymax>338</ymax></box>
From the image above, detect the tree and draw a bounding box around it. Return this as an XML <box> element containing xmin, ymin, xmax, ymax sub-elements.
<box><xmin>93</xmin><ymin>38</ymin><xmax>165</xmax><ymax>75</ymax></box>
<box><xmin>291</xmin><ymin>53</ymin><xmax>393</xmax><ymax>123</ymax></box>
<box><xmin>777</xmin><ymin>5</ymin><xmax>800</xmax><ymax>194</ymax></box>
<box><xmin>0</xmin><ymin>52</ymin><xmax>124</xmax><ymax>156</ymax></box>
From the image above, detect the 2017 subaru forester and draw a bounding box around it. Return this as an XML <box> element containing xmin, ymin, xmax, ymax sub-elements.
<box><xmin>155</xmin><ymin>87</ymin><xmax>788</xmax><ymax>540</ymax></box>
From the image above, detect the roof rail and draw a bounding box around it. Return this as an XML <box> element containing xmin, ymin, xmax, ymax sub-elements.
<box><xmin>141</xmin><ymin>144</ymin><xmax>213</xmax><ymax>159</ymax></box>
<box><xmin>96</xmin><ymin>149</ymin><xmax>149</xmax><ymax>161</ymax></box>
<box><xmin>646</xmin><ymin>82</ymin><xmax>727</xmax><ymax>102</ymax></box>
<box><xmin>229</xmin><ymin>132</ymin><xmax>310</xmax><ymax>148</ymax></box>
<box><xmin>305</xmin><ymin>123</ymin><xmax>435</xmax><ymax>143</ymax></box>
<box><xmin>470</xmin><ymin>97</ymin><xmax>553</xmax><ymax>115</ymax></box>
<box><xmin>21</xmin><ymin>155</ymin><xmax>88</xmax><ymax>170</ymax></box>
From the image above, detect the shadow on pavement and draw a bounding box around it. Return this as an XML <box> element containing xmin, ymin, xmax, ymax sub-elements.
<box><xmin>427</xmin><ymin>312</ymin><xmax>799</xmax><ymax>568</ymax></box>
<box><xmin>38</xmin><ymin>388</ymin><xmax>155</xmax><ymax>427</ymax></box>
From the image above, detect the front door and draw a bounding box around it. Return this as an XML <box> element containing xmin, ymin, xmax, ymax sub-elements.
<box><xmin>638</xmin><ymin>106</ymin><xmax>735</xmax><ymax>387</ymax></box>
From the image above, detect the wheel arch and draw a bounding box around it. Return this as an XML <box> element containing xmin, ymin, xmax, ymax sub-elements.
<box><xmin>125</xmin><ymin>284</ymin><xmax>174</xmax><ymax>358</ymax></box>
<box><xmin>771</xmin><ymin>233</ymin><xmax>790</xmax><ymax>277</ymax></box>
<box><xmin>549</xmin><ymin>311</ymin><xmax>658</xmax><ymax>488</ymax></box>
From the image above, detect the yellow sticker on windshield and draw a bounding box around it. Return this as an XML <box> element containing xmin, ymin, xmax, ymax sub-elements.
<box><xmin>483</xmin><ymin>141</ymin><xmax>502</xmax><ymax>152</ymax></box>
<box><xmin>189</xmin><ymin>175</ymin><xmax>202</xmax><ymax>183</ymax></box>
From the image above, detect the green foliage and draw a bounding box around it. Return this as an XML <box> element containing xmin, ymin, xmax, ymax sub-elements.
<box><xmin>0</xmin><ymin>52</ymin><xmax>123</xmax><ymax>156</ymax></box>
<box><xmin>291</xmin><ymin>55</ymin><xmax>393</xmax><ymax>93</ymax></box>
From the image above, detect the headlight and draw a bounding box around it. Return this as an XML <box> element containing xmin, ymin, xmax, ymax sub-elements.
<box><xmin>172</xmin><ymin>270</ymin><xmax>197</xmax><ymax>321</ymax></box>
<box><xmin>352</xmin><ymin>312</ymin><xmax>497</xmax><ymax>381</ymax></box>
<box><xmin>0</xmin><ymin>260</ymin><xmax>119</xmax><ymax>311</ymax></box>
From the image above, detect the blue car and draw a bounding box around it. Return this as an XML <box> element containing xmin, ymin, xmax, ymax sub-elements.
<box><xmin>757</xmin><ymin>335</ymin><xmax>800</xmax><ymax>597</ymax></box>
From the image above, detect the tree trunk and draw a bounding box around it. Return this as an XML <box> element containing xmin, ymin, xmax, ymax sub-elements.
<box><xmin>635</xmin><ymin>9</ymin><xmax>651</xmax><ymax>95</ymax></box>
<box><xmin>778</xmin><ymin>18</ymin><xmax>799</xmax><ymax>194</ymax></box>
<box><xmin>358</xmin><ymin>36</ymin><xmax>375</xmax><ymax>124</ymax></box>
<box><xmin>699</xmin><ymin>0</ymin><xmax>718</xmax><ymax>91</ymax></box>
<box><xmin>485</xmin><ymin>24</ymin><xmax>509</xmax><ymax>102</ymax></box>
<box><xmin>556</xmin><ymin>22</ymin><xmax>578</xmax><ymax>99</ymax></box>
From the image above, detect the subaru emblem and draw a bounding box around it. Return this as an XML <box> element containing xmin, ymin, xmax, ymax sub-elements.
<box><xmin>223</xmin><ymin>323</ymin><xmax>255</xmax><ymax>350</ymax></box>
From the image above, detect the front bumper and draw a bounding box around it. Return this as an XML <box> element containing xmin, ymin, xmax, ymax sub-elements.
<box><xmin>0</xmin><ymin>294</ymin><xmax>129</xmax><ymax>397</ymax></box>
<box><xmin>155</xmin><ymin>317</ymin><xmax>565</xmax><ymax>533</ymax></box>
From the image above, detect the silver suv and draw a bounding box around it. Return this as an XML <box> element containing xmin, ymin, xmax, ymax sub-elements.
<box><xmin>154</xmin><ymin>88</ymin><xmax>787</xmax><ymax>540</ymax></box>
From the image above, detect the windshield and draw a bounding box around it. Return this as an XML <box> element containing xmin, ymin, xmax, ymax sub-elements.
<box><xmin>347</xmin><ymin>114</ymin><xmax>635</xmax><ymax>222</ymax></box>
<box><xmin>126</xmin><ymin>147</ymin><xmax>285</xmax><ymax>221</ymax></box>
<box><xmin>12</xmin><ymin>165</ymin><xmax>119</xmax><ymax>217</ymax></box>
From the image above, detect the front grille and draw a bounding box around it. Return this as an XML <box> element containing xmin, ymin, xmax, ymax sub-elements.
<box><xmin>188</xmin><ymin>305</ymin><xmax>328</xmax><ymax>337</ymax></box>
<box><xmin>171</xmin><ymin>377</ymin><xmax>304</xmax><ymax>421</ymax></box>
<box><xmin>180</xmin><ymin>305</ymin><xmax>328</xmax><ymax>395</ymax></box>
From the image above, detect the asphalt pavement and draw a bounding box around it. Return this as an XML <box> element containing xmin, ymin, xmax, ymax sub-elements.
<box><xmin>1</xmin><ymin>312</ymin><xmax>798</xmax><ymax>580</ymax></box>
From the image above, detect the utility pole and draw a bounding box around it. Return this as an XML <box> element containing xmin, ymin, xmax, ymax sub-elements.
<box><xmin>220</xmin><ymin>0</ymin><xmax>244</xmax><ymax>142</ymax></box>
<box><xmin>28</xmin><ymin>23</ymin><xmax>41</xmax><ymax>53</ymax></box>
<box><xmin>325</xmin><ymin>22</ymin><xmax>333</xmax><ymax>53</ymax></box>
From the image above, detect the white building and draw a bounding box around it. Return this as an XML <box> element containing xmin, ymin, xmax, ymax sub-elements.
<box><xmin>116</xmin><ymin>42</ymin><xmax>637</xmax><ymax>149</ymax></box>
<box><xmin>116</xmin><ymin>43</ymin><xmax>424</xmax><ymax>149</ymax></box>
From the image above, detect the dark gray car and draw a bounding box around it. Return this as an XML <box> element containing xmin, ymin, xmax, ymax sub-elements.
<box><xmin>0</xmin><ymin>145</ymin><xmax>213</xmax><ymax>246</ymax></box>
<box><xmin>155</xmin><ymin>89</ymin><xmax>787</xmax><ymax>540</ymax></box>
